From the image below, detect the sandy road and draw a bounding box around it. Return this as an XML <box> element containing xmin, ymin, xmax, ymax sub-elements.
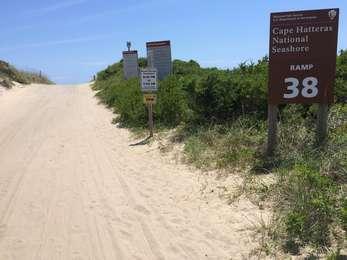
<box><xmin>0</xmin><ymin>84</ymin><xmax>264</xmax><ymax>260</ymax></box>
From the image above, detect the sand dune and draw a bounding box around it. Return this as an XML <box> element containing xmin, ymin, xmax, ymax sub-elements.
<box><xmin>0</xmin><ymin>84</ymin><xmax>267</xmax><ymax>259</ymax></box>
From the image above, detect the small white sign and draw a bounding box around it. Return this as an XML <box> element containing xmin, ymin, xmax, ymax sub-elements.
<box><xmin>141</xmin><ymin>68</ymin><xmax>158</xmax><ymax>92</ymax></box>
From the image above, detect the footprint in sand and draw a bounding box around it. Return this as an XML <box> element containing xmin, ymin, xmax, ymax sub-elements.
<box><xmin>134</xmin><ymin>205</ymin><xmax>151</xmax><ymax>216</ymax></box>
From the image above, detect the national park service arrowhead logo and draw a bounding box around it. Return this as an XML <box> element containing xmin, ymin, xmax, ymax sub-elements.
<box><xmin>328</xmin><ymin>9</ymin><xmax>337</xmax><ymax>20</ymax></box>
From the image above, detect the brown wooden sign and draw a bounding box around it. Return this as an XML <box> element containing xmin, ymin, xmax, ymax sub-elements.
<box><xmin>268</xmin><ymin>8</ymin><xmax>339</xmax><ymax>104</ymax></box>
<box><xmin>143</xmin><ymin>94</ymin><xmax>157</xmax><ymax>104</ymax></box>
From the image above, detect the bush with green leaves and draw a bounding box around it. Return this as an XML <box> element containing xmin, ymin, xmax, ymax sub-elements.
<box><xmin>94</xmin><ymin>76</ymin><xmax>146</xmax><ymax>127</ymax></box>
<box><xmin>93</xmin><ymin>52</ymin><xmax>347</xmax><ymax>255</ymax></box>
<box><xmin>113</xmin><ymin>78</ymin><xmax>146</xmax><ymax>127</ymax></box>
<box><xmin>184</xmin><ymin>116</ymin><xmax>266</xmax><ymax>169</ymax></box>
<box><xmin>155</xmin><ymin>75</ymin><xmax>190</xmax><ymax>127</ymax></box>
<box><xmin>93</xmin><ymin>51</ymin><xmax>346</xmax><ymax>129</ymax></box>
<box><xmin>0</xmin><ymin>60</ymin><xmax>52</xmax><ymax>84</ymax></box>
<box><xmin>261</xmin><ymin>104</ymin><xmax>347</xmax><ymax>253</ymax></box>
<box><xmin>335</xmin><ymin>50</ymin><xmax>347</xmax><ymax>103</ymax></box>
<box><xmin>274</xmin><ymin>163</ymin><xmax>338</xmax><ymax>251</ymax></box>
<box><xmin>341</xmin><ymin>199</ymin><xmax>347</xmax><ymax>232</ymax></box>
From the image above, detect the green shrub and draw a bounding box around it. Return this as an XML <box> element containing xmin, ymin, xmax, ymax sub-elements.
<box><xmin>96</xmin><ymin>62</ymin><xmax>123</xmax><ymax>82</ymax></box>
<box><xmin>93</xmin><ymin>75</ymin><xmax>146</xmax><ymax>127</ymax></box>
<box><xmin>0</xmin><ymin>60</ymin><xmax>52</xmax><ymax>84</ymax></box>
<box><xmin>173</xmin><ymin>59</ymin><xmax>201</xmax><ymax>76</ymax></box>
<box><xmin>264</xmin><ymin>104</ymin><xmax>346</xmax><ymax>253</ymax></box>
<box><xmin>94</xmin><ymin>78</ymin><xmax>121</xmax><ymax>107</ymax></box>
<box><xmin>335</xmin><ymin>50</ymin><xmax>347</xmax><ymax>103</ymax></box>
<box><xmin>0</xmin><ymin>78</ymin><xmax>14</xmax><ymax>88</ymax></box>
<box><xmin>93</xmin><ymin>52</ymin><xmax>347</xmax><ymax>256</ymax></box>
<box><xmin>184</xmin><ymin>133</ymin><xmax>212</xmax><ymax>168</ymax></box>
<box><xmin>184</xmin><ymin>116</ymin><xmax>265</xmax><ymax>169</ymax></box>
<box><xmin>93</xmin><ymin>51</ymin><xmax>346</xmax><ymax>129</ymax></box>
<box><xmin>341</xmin><ymin>198</ymin><xmax>347</xmax><ymax>232</ymax></box>
<box><xmin>230</xmin><ymin>58</ymin><xmax>268</xmax><ymax>116</ymax></box>
<box><xmin>113</xmin><ymin>78</ymin><xmax>146</xmax><ymax>126</ymax></box>
<box><xmin>275</xmin><ymin>163</ymin><xmax>338</xmax><ymax>250</ymax></box>
<box><xmin>192</xmin><ymin>70</ymin><xmax>237</xmax><ymax>122</ymax></box>
<box><xmin>155</xmin><ymin>75</ymin><xmax>189</xmax><ymax>127</ymax></box>
<box><xmin>138</xmin><ymin>58</ymin><xmax>147</xmax><ymax>68</ymax></box>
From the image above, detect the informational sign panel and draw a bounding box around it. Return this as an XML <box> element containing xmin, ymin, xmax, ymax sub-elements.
<box><xmin>123</xmin><ymin>50</ymin><xmax>139</xmax><ymax>79</ymax></box>
<box><xmin>146</xmin><ymin>41</ymin><xmax>172</xmax><ymax>80</ymax></box>
<box><xmin>268</xmin><ymin>9</ymin><xmax>339</xmax><ymax>104</ymax></box>
<box><xmin>143</xmin><ymin>93</ymin><xmax>157</xmax><ymax>104</ymax></box>
<box><xmin>141</xmin><ymin>68</ymin><xmax>158</xmax><ymax>92</ymax></box>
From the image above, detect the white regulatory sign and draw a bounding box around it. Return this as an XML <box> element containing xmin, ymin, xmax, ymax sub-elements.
<box><xmin>141</xmin><ymin>68</ymin><xmax>158</xmax><ymax>92</ymax></box>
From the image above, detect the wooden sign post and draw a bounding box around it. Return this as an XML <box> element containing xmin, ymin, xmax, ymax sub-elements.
<box><xmin>266</xmin><ymin>105</ymin><xmax>279</xmax><ymax>156</ymax></box>
<box><xmin>316</xmin><ymin>103</ymin><xmax>329</xmax><ymax>145</ymax></box>
<box><xmin>148</xmin><ymin>103</ymin><xmax>154</xmax><ymax>137</ymax></box>
<box><xmin>267</xmin><ymin>8</ymin><xmax>339</xmax><ymax>155</ymax></box>
<box><xmin>143</xmin><ymin>94</ymin><xmax>157</xmax><ymax>137</ymax></box>
<box><xmin>141</xmin><ymin>69</ymin><xmax>158</xmax><ymax>137</ymax></box>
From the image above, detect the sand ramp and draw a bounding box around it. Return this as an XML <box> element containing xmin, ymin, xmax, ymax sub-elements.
<box><xmin>0</xmin><ymin>84</ymin><xmax>264</xmax><ymax>259</ymax></box>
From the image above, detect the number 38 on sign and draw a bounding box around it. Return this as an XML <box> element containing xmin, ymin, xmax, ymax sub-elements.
<box><xmin>284</xmin><ymin>76</ymin><xmax>318</xmax><ymax>99</ymax></box>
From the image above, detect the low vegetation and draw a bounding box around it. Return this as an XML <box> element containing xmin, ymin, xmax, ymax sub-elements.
<box><xmin>0</xmin><ymin>60</ymin><xmax>53</xmax><ymax>87</ymax></box>
<box><xmin>93</xmin><ymin>50</ymin><xmax>347</xmax><ymax>256</ymax></box>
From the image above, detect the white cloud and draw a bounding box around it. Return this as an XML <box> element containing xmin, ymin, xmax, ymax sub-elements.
<box><xmin>77</xmin><ymin>61</ymin><xmax>108</xmax><ymax>67</ymax></box>
<box><xmin>3</xmin><ymin>0</ymin><xmax>171</xmax><ymax>32</ymax></box>
<box><xmin>71</xmin><ymin>3</ymin><xmax>146</xmax><ymax>24</ymax></box>
<box><xmin>25</xmin><ymin>0</ymin><xmax>88</xmax><ymax>16</ymax></box>
<box><xmin>66</xmin><ymin>0</ymin><xmax>171</xmax><ymax>25</ymax></box>
<box><xmin>0</xmin><ymin>34</ymin><xmax>112</xmax><ymax>52</ymax></box>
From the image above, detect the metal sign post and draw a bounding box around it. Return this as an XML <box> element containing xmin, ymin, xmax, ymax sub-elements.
<box><xmin>267</xmin><ymin>8</ymin><xmax>339</xmax><ymax>155</ymax></box>
<box><xmin>141</xmin><ymin>69</ymin><xmax>158</xmax><ymax>137</ymax></box>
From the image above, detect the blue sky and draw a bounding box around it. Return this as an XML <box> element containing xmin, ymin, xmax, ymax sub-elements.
<box><xmin>1</xmin><ymin>0</ymin><xmax>346</xmax><ymax>84</ymax></box>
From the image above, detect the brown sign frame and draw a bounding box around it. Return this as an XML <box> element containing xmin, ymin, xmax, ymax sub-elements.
<box><xmin>268</xmin><ymin>8</ymin><xmax>339</xmax><ymax>104</ymax></box>
<box><xmin>146</xmin><ymin>40</ymin><xmax>171</xmax><ymax>48</ymax></box>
